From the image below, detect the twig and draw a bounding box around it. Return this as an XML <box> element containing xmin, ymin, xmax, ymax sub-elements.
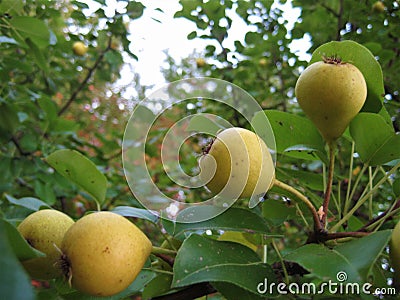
<box><xmin>153</xmin><ymin>253</ymin><xmax>175</xmax><ymax>267</ymax></box>
<box><xmin>58</xmin><ymin>37</ymin><xmax>113</xmax><ymax>116</ymax></box>
<box><xmin>272</xmin><ymin>239</ymin><xmax>289</xmax><ymax>284</ymax></box>
<box><xmin>321</xmin><ymin>142</ymin><xmax>336</xmax><ymax>228</ymax></box>
<box><xmin>11</xmin><ymin>136</ymin><xmax>31</xmax><ymax>156</ymax></box>
<box><xmin>273</xmin><ymin>179</ymin><xmax>322</xmax><ymax>232</ymax></box>
<box><xmin>323</xmin><ymin>231</ymin><xmax>369</xmax><ymax>241</ymax></box>
<box><xmin>151</xmin><ymin>246</ymin><xmax>177</xmax><ymax>256</ymax></box>
<box><xmin>358</xmin><ymin>198</ymin><xmax>400</xmax><ymax>232</ymax></box>
<box><xmin>331</xmin><ymin>162</ymin><xmax>400</xmax><ymax>232</ymax></box>
<box><xmin>344</xmin><ymin>142</ymin><xmax>355</xmax><ymax>214</ymax></box>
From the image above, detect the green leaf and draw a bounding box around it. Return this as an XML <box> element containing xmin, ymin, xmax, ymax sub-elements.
<box><xmin>277</xmin><ymin>167</ymin><xmax>324</xmax><ymax>191</ymax></box>
<box><xmin>213</xmin><ymin>282</ymin><xmax>266</xmax><ymax>300</ymax></box>
<box><xmin>2</xmin><ymin>219</ymin><xmax>45</xmax><ymax>261</ymax></box>
<box><xmin>335</xmin><ymin>230</ymin><xmax>392</xmax><ymax>281</ymax></box>
<box><xmin>111</xmin><ymin>206</ymin><xmax>158</xmax><ymax>223</ymax></box>
<box><xmin>254</xmin><ymin>110</ymin><xmax>326</xmax><ymax>161</ymax></box>
<box><xmin>142</xmin><ymin>273</ymin><xmax>173</xmax><ymax>299</ymax></box>
<box><xmin>217</xmin><ymin>231</ymin><xmax>259</xmax><ymax>251</ymax></box>
<box><xmin>0</xmin><ymin>103</ymin><xmax>19</xmax><ymax>142</ymax></box>
<box><xmin>187</xmin><ymin>30</ymin><xmax>197</xmax><ymax>40</ymax></box>
<box><xmin>9</xmin><ymin>16</ymin><xmax>50</xmax><ymax>48</ymax></box>
<box><xmin>284</xmin><ymin>244</ymin><xmax>361</xmax><ymax>282</ymax></box>
<box><xmin>172</xmin><ymin>234</ymin><xmax>276</xmax><ymax>296</ymax></box>
<box><xmin>163</xmin><ymin>207</ymin><xmax>272</xmax><ymax>237</ymax></box>
<box><xmin>350</xmin><ymin>113</ymin><xmax>400</xmax><ymax>166</ymax></box>
<box><xmin>26</xmin><ymin>38</ymin><xmax>48</xmax><ymax>72</ymax></box>
<box><xmin>393</xmin><ymin>177</ymin><xmax>400</xmax><ymax>197</ymax></box>
<box><xmin>33</xmin><ymin>181</ymin><xmax>56</xmax><ymax>205</ymax></box>
<box><xmin>126</xmin><ymin>1</ymin><xmax>145</xmax><ymax>20</ymax></box>
<box><xmin>310</xmin><ymin>40</ymin><xmax>384</xmax><ymax>113</ymax></box>
<box><xmin>37</xmin><ymin>97</ymin><xmax>58</xmax><ymax>124</ymax></box>
<box><xmin>0</xmin><ymin>219</ymin><xmax>35</xmax><ymax>300</ymax></box>
<box><xmin>62</xmin><ymin>270</ymin><xmax>156</xmax><ymax>300</ymax></box>
<box><xmin>5</xmin><ymin>194</ymin><xmax>51</xmax><ymax>211</ymax></box>
<box><xmin>186</xmin><ymin>114</ymin><xmax>227</xmax><ymax>136</ymax></box>
<box><xmin>52</xmin><ymin>118</ymin><xmax>79</xmax><ymax>132</ymax></box>
<box><xmin>0</xmin><ymin>0</ymin><xmax>24</xmax><ymax>15</ymax></box>
<box><xmin>262</xmin><ymin>199</ymin><xmax>298</xmax><ymax>225</ymax></box>
<box><xmin>45</xmin><ymin>149</ymin><xmax>108</xmax><ymax>205</ymax></box>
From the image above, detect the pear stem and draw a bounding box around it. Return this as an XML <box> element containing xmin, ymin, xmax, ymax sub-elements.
<box><xmin>322</xmin><ymin>142</ymin><xmax>336</xmax><ymax>228</ymax></box>
<box><xmin>151</xmin><ymin>246</ymin><xmax>177</xmax><ymax>256</ymax></box>
<box><xmin>273</xmin><ymin>179</ymin><xmax>322</xmax><ymax>232</ymax></box>
<box><xmin>331</xmin><ymin>161</ymin><xmax>400</xmax><ymax>232</ymax></box>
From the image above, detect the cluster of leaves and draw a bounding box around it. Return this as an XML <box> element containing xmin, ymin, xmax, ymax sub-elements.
<box><xmin>1</xmin><ymin>0</ymin><xmax>400</xmax><ymax>300</ymax></box>
<box><xmin>0</xmin><ymin>0</ymin><xmax>145</xmax><ymax>213</ymax></box>
<box><xmin>152</xmin><ymin>0</ymin><xmax>400</xmax><ymax>299</ymax></box>
<box><xmin>0</xmin><ymin>0</ymin><xmax>152</xmax><ymax>298</ymax></box>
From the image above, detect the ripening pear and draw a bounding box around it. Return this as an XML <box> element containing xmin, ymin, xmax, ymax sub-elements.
<box><xmin>17</xmin><ymin>209</ymin><xmax>75</xmax><ymax>280</ymax></box>
<box><xmin>372</xmin><ymin>1</ymin><xmax>385</xmax><ymax>13</ymax></box>
<box><xmin>60</xmin><ymin>211</ymin><xmax>152</xmax><ymax>297</ymax></box>
<box><xmin>390</xmin><ymin>220</ymin><xmax>400</xmax><ymax>285</ymax></box>
<box><xmin>196</xmin><ymin>58</ymin><xmax>206</xmax><ymax>68</ymax></box>
<box><xmin>72</xmin><ymin>41</ymin><xmax>88</xmax><ymax>56</ymax></box>
<box><xmin>295</xmin><ymin>58</ymin><xmax>367</xmax><ymax>143</ymax></box>
<box><xmin>199</xmin><ymin>127</ymin><xmax>275</xmax><ymax>199</ymax></box>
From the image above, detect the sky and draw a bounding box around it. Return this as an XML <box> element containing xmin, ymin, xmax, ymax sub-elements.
<box><xmin>81</xmin><ymin>0</ymin><xmax>309</xmax><ymax>95</ymax></box>
<box><xmin>126</xmin><ymin>0</ymin><xmax>306</xmax><ymax>87</ymax></box>
<box><xmin>123</xmin><ymin>0</ymin><xmax>252</xmax><ymax>88</ymax></box>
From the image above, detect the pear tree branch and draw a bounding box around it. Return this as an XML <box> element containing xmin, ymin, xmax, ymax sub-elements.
<box><xmin>58</xmin><ymin>37</ymin><xmax>113</xmax><ymax>116</ymax></box>
<box><xmin>321</xmin><ymin>142</ymin><xmax>336</xmax><ymax>228</ymax></box>
<box><xmin>273</xmin><ymin>179</ymin><xmax>323</xmax><ymax>232</ymax></box>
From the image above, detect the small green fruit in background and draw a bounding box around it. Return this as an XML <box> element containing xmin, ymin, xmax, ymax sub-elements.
<box><xmin>199</xmin><ymin>127</ymin><xmax>275</xmax><ymax>199</ymax></box>
<box><xmin>390</xmin><ymin>220</ymin><xmax>400</xmax><ymax>285</ymax></box>
<box><xmin>61</xmin><ymin>211</ymin><xmax>152</xmax><ymax>297</ymax></box>
<box><xmin>72</xmin><ymin>41</ymin><xmax>88</xmax><ymax>56</ymax></box>
<box><xmin>294</xmin><ymin>57</ymin><xmax>367</xmax><ymax>143</ymax></box>
<box><xmin>372</xmin><ymin>1</ymin><xmax>385</xmax><ymax>13</ymax></box>
<box><xmin>17</xmin><ymin>209</ymin><xmax>75</xmax><ymax>280</ymax></box>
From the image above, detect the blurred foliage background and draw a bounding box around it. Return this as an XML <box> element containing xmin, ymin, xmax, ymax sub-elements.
<box><xmin>0</xmin><ymin>0</ymin><xmax>399</xmax><ymax>299</ymax></box>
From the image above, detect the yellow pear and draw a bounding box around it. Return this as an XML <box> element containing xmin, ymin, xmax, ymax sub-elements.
<box><xmin>295</xmin><ymin>58</ymin><xmax>367</xmax><ymax>143</ymax></box>
<box><xmin>199</xmin><ymin>127</ymin><xmax>275</xmax><ymax>199</ymax></box>
<box><xmin>17</xmin><ymin>209</ymin><xmax>75</xmax><ymax>280</ymax></box>
<box><xmin>258</xmin><ymin>58</ymin><xmax>268</xmax><ymax>67</ymax></box>
<box><xmin>72</xmin><ymin>41</ymin><xmax>88</xmax><ymax>56</ymax></box>
<box><xmin>61</xmin><ymin>211</ymin><xmax>152</xmax><ymax>297</ymax></box>
<box><xmin>372</xmin><ymin>1</ymin><xmax>385</xmax><ymax>13</ymax></box>
<box><xmin>196</xmin><ymin>58</ymin><xmax>206</xmax><ymax>68</ymax></box>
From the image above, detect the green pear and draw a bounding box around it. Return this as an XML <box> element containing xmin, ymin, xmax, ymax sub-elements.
<box><xmin>295</xmin><ymin>58</ymin><xmax>367</xmax><ymax>143</ymax></box>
